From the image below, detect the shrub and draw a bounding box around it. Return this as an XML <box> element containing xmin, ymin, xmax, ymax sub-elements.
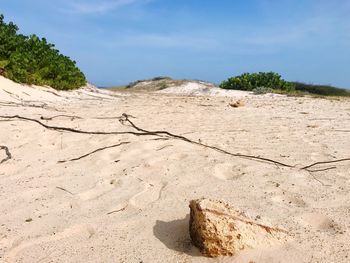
<box><xmin>151</xmin><ymin>76</ymin><xmax>172</xmax><ymax>81</ymax></box>
<box><xmin>252</xmin><ymin>86</ymin><xmax>273</xmax><ymax>94</ymax></box>
<box><xmin>220</xmin><ymin>72</ymin><xmax>294</xmax><ymax>92</ymax></box>
<box><xmin>125</xmin><ymin>80</ymin><xmax>143</xmax><ymax>88</ymax></box>
<box><xmin>291</xmin><ymin>82</ymin><xmax>350</xmax><ymax>96</ymax></box>
<box><xmin>0</xmin><ymin>14</ymin><xmax>86</xmax><ymax>90</ymax></box>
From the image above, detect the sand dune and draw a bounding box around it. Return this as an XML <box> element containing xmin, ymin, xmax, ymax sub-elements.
<box><xmin>0</xmin><ymin>76</ymin><xmax>349</xmax><ymax>262</ymax></box>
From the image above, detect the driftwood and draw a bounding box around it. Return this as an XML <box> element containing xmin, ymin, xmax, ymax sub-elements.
<box><xmin>58</xmin><ymin>142</ymin><xmax>130</xmax><ymax>163</ymax></box>
<box><xmin>0</xmin><ymin>115</ymin><xmax>159</xmax><ymax>137</ymax></box>
<box><xmin>120</xmin><ymin>114</ymin><xmax>350</xmax><ymax>172</ymax></box>
<box><xmin>1</xmin><ymin>114</ymin><xmax>349</xmax><ymax>172</ymax></box>
<box><xmin>0</xmin><ymin>145</ymin><xmax>12</xmax><ymax>164</ymax></box>
<box><xmin>119</xmin><ymin>113</ymin><xmax>294</xmax><ymax>168</ymax></box>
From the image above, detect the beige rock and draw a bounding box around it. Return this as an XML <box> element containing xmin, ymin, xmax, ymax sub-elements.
<box><xmin>189</xmin><ymin>198</ymin><xmax>288</xmax><ymax>257</ymax></box>
<box><xmin>229</xmin><ymin>99</ymin><xmax>245</xmax><ymax>108</ymax></box>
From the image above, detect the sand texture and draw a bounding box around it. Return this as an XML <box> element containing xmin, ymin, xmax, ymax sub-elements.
<box><xmin>0</xmin><ymin>76</ymin><xmax>349</xmax><ymax>262</ymax></box>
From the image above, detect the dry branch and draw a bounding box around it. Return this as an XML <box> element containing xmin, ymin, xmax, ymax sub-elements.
<box><xmin>1</xmin><ymin>114</ymin><xmax>349</xmax><ymax>172</ymax></box>
<box><xmin>56</xmin><ymin>186</ymin><xmax>74</xmax><ymax>195</ymax></box>
<box><xmin>119</xmin><ymin>113</ymin><xmax>294</xmax><ymax>168</ymax></box>
<box><xmin>0</xmin><ymin>115</ymin><xmax>158</xmax><ymax>137</ymax></box>
<box><xmin>40</xmin><ymin>115</ymin><xmax>82</xmax><ymax>121</ymax></box>
<box><xmin>302</xmin><ymin>158</ymin><xmax>350</xmax><ymax>170</ymax></box>
<box><xmin>0</xmin><ymin>145</ymin><xmax>12</xmax><ymax>164</ymax></box>
<box><xmin>308</xmin><ymin>167</ymin><xmax>337</xmax><ymax>173</ymax></box>
<box><xmin>156</xmin><ymin>145</ymin><xmax>174</xmax><ymax>151</ymax></box>
<box><xmin>107</xmin><ymin>205</ymin><xmax>128</xmax><ymax>215</ymax></box>
<box><xmin>120</xmin><ymin>114</ymin><xmax>350</xmax><ymax>172</ymax></box>
<box><xmin>58</xmin><ymin>142</ymin><xmax>130</xmax><ymax>163</ymax></box>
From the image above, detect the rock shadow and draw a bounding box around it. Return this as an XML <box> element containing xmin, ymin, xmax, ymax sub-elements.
<box><xmin>153</xmin><ymin>215</ymin><xmax>201</xmax><ymax>257</ymax></box>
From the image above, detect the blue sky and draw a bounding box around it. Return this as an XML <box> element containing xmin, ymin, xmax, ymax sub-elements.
<box><xmin>1</xmin><ymin>0</ymin><xmax>349</xmax><ymax>88</ymax></box>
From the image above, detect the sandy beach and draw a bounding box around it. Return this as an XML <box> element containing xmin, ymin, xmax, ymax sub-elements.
<box><xmin>0</xmin><ymin>76</ymin><xmax>349</xmax><ymax>262</ymax></box>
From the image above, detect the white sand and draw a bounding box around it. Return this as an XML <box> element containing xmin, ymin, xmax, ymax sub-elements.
<box><xmin>0</xmin><ymin>76</ymin><xmax>350</xmax><ymax>262</ymax></box>
<box><xmin>158</xmin><ymin>82</ymin><xmax>251</xmax><ymax>98</ymax></box>
<box><xmin>157</xmin><ymin>81</ymin><xmax>284</xmax><ymax>99</ymax></box>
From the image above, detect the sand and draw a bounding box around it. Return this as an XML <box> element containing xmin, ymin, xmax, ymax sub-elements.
<box><xmin>0</xmin><ymin>76</ymin><xmax>349</xmax><ymax>262</ymax></box>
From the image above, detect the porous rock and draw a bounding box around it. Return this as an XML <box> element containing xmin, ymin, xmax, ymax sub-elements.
<box><xmin>229</xmin><ymin>100</ymin><xmax>245</xmax><ymax>108</ymax></box>
<box><xmin>189</xmin><ymin>198</ymin><xmax>287</xmax><ymax>257</ymax></box>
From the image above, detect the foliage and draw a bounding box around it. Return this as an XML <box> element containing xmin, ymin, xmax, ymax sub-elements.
<box><xmin>126</xmin><ymin>80</ymin><xmax>143</xmax><ymax>88</ymax></box>
<box><xmin>220</xmin><ymin>72</ymin><xmax>294</xmax><ymax>92</ymax></box>
<box><xmin>252</xmin><ymin>86</ymin><xmax>273</xmax><ymax>94</ymax></box>
<box><xmin>126</xmin><ymin>76</ymin><xmax>173</xmax><ymax>88</ymax></box>
<box><xmin>151</xmin><ymin>76</ymin><xmax>172</xmax><ymax>81</ymax></box>
<box><xmin>291</xmin><ymin>82</ymin><xmax>350</xmax><ymax>97</ymax></box>
<box><xmin>0</xmin><ymin>14</ymin><xmax>86</xmax><ymax>90</ymax></box>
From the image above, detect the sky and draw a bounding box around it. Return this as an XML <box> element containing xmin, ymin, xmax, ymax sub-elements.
<box><xmin>1</xmin><ymin>0</ymin><xmax>350</xmax><ymax>88</ymax></box>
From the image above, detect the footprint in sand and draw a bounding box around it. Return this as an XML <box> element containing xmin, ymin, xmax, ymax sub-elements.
<box><xmin>4</xmin><ymin>224</ymin><xmax>94</xmax><ymax>263</ymax></box>
<box><xmin>129</xmin><ymin>182</ymin><xmax>166</xmax><ymax>209</ymax></box>
<box><xmin>213</xmin><ymin>163</ymin><xmax>244</xmax><ymax>180</ymax></box>
<box><xmin>77</xmin><ymin>179</ymin><xmax>121</xmax><ymax>201</ymax></box>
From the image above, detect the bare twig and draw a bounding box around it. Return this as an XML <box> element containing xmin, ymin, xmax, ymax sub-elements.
<box><xmin>308</xmin><ymin>167</ymin><xmax>337</xmax><ymax>173</ymax></box>
<box><xmin>156</xmin><ymin>145</ymin><xmax>174</xmax><ymax>151</ymax></box>
<box><xmin>56</xmin><ymin>186</ymin><xmax>74</xmax><ymax>195</ymax></box>
<box><xmin>3</xmin><ymin>90</ymin><xmax>21</xmax><ymax>100</ymax></box>
<box><xmin>1</xmin><ymin>114</ymin><xmax>349</xmax><ymax>172</ymax></box>
<box><xmin>58</xmin><ymin>142</ymin><xmax>130</xmax><ymax>163</ymax></box>
<box><xmin>0</xmin><ymin>145</ymin><xmax>12</xmax><ymax>164</ymax></box>
<box><xmin>302</xmin><ymin>158</ymin><xmax>350</xmax><ymax>170</ymax></box>
<box><xmin>0</xmin><ymin>115</ymin><xmax>157</xmax><ymax>136</ymax></box>
<box><xmin>107</xmin><ymin>205</ymin><xmax>128</xmax><ymax>215</ymax></box>
<box><xmin>40</xmin><ymin>115</ymin><xmax>82</xmax><ymax>121</ymax></box>
<box><xmin>119</xmin><ymin>113</ymin><xmax>294</xmax><ymax>168</ymax></box>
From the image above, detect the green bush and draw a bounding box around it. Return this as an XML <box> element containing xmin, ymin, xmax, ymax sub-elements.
<box><xmin>220</xmin><ymin>72</ymin><xmax>294</xmax><ymax>92</ymax></box>
<box><xmin>291</xmin><ymin>82</ymin><xmax>350</xmax><ymax>97</ymax></box>
<box><xmin>151</xmin><ymin>76</ymin><xmax>172</xmax><ymax>81</ymax></box>
<box><xmin>0</xmin><ymin>14</ymin><xmax>86</xmax><ymax>90</ymax></box>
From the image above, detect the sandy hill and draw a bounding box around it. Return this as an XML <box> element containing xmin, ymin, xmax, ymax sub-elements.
<box><xmin>124</xmin><ymin>77</ymin><xmax>216</xmax><ymax>92</ymax></box>
<box><xmin>0</xmin><ymin>76</ymin><xmax>121</xmax><ymax>104</ymax></box>
<box><xmin>116</xmin><ymin>77</ymin><xmax>258</xmax><ymax>98</ymax></box>
<box><xmin>0</xmin><ymin>76</ymin><xmax>350</xmax><ymax>263</ymax></box>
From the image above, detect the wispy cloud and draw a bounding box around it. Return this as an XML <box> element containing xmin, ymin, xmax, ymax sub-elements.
<box><xmin>66</xmin><ymin>0</ymin><xmax>148</xmax><ymax>15</ymax></box>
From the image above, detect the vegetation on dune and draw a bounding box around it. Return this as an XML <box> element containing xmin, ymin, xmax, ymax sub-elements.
<box><xmin>219</xmin><ymin>72</ymin><xmax>295</xmax><ymax>92</ymax></box>
<box><xmin>220</xmin><ymin>72</ymin><xmax>349</xmax><ymax>97</ymax></box>
<box><xmin>125</xmin><ymin>76</ymin><xmax>173</xmax><ymax>89</ymax></box>
<box><xmin>0</xmin><ymin>14</ymin><xmax>86</xmax><ymax>90</ymax></box>
<box><xmin>291</xmin><ymin>82</ymin><xmax>350</xmax><ymax>97</ymax></box>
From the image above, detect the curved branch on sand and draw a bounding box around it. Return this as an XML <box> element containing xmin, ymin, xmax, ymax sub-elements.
<box><xmin>1</xmin><ymin>114</ymin><xmax>349</xmax><ymax>172</ymax></box>
<box><xmin>0</xmin><ymin>145</ymin><xmax>12</xmax><ymax>164</ymax></box>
